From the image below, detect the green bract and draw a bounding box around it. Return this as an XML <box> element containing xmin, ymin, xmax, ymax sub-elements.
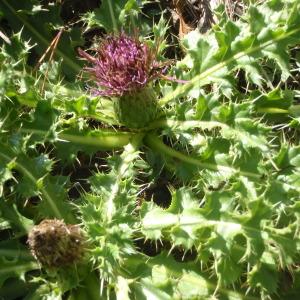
<box><xmin>0</xmin><ymin>0</ymin><xmax>300</xmax><ymax>299</ymax></box>
<box><xmin>114</xmin><ymin>86</ymin><xmax>159</xmax><ymax>128</ymax></box>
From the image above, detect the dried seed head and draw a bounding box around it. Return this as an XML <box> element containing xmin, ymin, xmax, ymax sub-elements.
<box><xmin>27</xmin><ymin>219</ymin><xmax>84</xmax><ymax>268</ymax></box>
<box><xmin>79</xmin><ymin>33</ymin><xmax>162</xmax><ymax>97</ymax></box>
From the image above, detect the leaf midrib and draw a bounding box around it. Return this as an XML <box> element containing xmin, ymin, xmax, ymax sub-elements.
<box><xmin>159</xmin><ymin>26</ymin><xmax>300</xmax><ymax>106</ymax></box>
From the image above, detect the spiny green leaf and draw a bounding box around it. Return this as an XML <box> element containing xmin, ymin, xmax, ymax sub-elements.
<box><xmin>160</xmin><ymin>0</ymin><xmax>300</xmax><ymax>105</ymax></box>
<box><xmin>0</xmin><ymin>0</ymin><xmax>82</xmax><ymax>79</ymax></box>
<box><xmin>0</xmin><ymin>239</ymin><xmax>38</xmax><ymax>288</ymax></box>
<box><xmin>82</xmin><ymin>0</ymin><xmax>127</xmax><ymax>32</ymax></box>
<box><xmin>22</xmin><ymin>101</ymin><xmax>60</xmax><ymax>144</ymax></box>
<box><xmin>82</xmin><ymin>0</ymin><xmax>152</xmax><ymax>36</ymax></box>
<box><xmin>128</xmin><ymin>253</ymin><xmax>260</xmax><ymax>300</ymax></box>
<box><xmin>248</xmin><ymin>263</ymin><xmax>279</xmax><ymax>294</ymax></box>
<box><xmin>0</xmin><ymin>143</ymin><xmax>75</xmax><ymax>222</ymax></box>
<box><xmin>0</xmin><ymin>200</ymin><xmax>33</xmax><ymax>234</ymax></box>
<box><xmin>79</xmin><ymin>138</ymin><xmax>143</xmax><ymax>286</ymax></box>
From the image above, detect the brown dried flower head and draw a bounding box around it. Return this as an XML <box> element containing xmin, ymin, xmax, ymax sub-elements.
<box><xmin>27</xmin><ymin>219</ymin><xmax>85</xmax><ymax>268</ymax></box>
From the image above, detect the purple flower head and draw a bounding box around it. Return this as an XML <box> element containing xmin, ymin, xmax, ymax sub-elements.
<box><xmin>79</xmin><ymin>34</ymin><xmax>161</xmax><ymax>97</ymax></box>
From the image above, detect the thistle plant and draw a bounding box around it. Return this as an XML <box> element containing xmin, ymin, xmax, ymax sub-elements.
<box><xmin>79</xmin><ymin>34</ymin><xmax>162</xmax><ymax>128</ymax></box>
<box><xmin>1</xmin><ymin>0</ymin><xmax>300</xmax><ymax>299</ymax></box>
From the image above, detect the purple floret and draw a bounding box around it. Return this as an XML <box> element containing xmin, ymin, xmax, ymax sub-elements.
<box><xmin>79</xmin><ymin>34</ymin><xmax>160</xmax><ymax>97</ymax></box>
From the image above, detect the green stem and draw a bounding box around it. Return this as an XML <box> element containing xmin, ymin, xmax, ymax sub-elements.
<box><xmin>144</xmin><ymin>133</ymin><xmax>261</xmax><ymax>180</ymax></box>
<box><xmin>59</xmin><ymin>131</ymin><xmax>136</xmax><ymax>149</ymax></box>
<box><xmin>256</xmin><ymin>107</ymin><xmax>289</xmax><ymax>114</ymax></box>
<box><xmin>108</xmin><ymin>0</ymin><xmax>118</xmax><ymax>32</ymax></box>
<box><xmin>20</xmin><ymin>128</ymin><xmax>138</xmax><ymax>150</ymax></box>
<box><xmin>256</xmin><ymin>105</ymin><xmax>300</xmax><ymax>116</ymax></box>
<box><xmin>145</xmin><ymin>119</ymin><xmax>228</xmax><ymax>131</ymax></box>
